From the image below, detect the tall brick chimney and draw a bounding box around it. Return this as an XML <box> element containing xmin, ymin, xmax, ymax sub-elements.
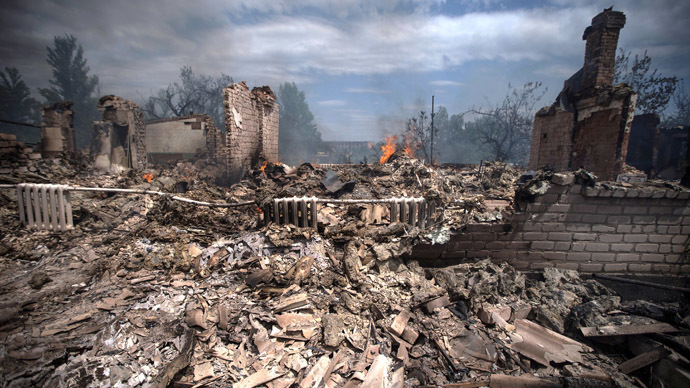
<box><xmin>581</xmin><ymin>8</ymin><xmax>626</xmax><ymax>90</ymax></box>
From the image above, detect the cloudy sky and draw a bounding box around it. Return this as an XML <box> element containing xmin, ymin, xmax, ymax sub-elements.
<box><xmin>1</xmin><ymin>0</ymin><xmax>689</xmax><ymax>140</ymax></box>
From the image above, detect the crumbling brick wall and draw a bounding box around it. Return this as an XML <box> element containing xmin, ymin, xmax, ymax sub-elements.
<box><xmin>412</xmin><ymin>174</ymin><xmax>690</xmax><ymax>274</ymax></box>
<box><xmin>0</xmin><ymin>133</ymin><xmax>41</xmax><ymax>174</ymax></box>
<box><xmin>224</xmin><ymin>82</ymin><xmax>279</xmax><ymax>181</ymax></box>
<box><xmin>529</xmin><ymin>9</ymin><xmax>635</xmax><ymax>181</ymax></box>
<box><xmin>95</xmin><ymin>95</ymin><xmax>147</xmax><ymax>170</ymax></box>
<box><xmin>40</xmin><ymin>101</ymin><xmax>75</xmax><ymax>157</ymax></box>
<box><xmin>203</xmin><ymin>115</ymin><xmax>226</xmax><ymax>163</ymax></box>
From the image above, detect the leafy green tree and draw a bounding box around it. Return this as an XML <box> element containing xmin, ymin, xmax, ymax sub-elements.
<box><xmin>0</xmin><ymin>67</ymin><xmax>40</xmax><ymax>142</ymax></box>
<box><xmin>467</xmin><ymin>82</ymin><xmax>545</xmax><ymax>164</ymax></box>
<box><xmin>277</xmin><ymin>82</ymin><xmax>322</xmax><ymax>164</ymax></box>
<box><xmin>614</xmin><ymin>49</ymin><xmax>678</xmax><ymax>116</ymax></box>
<box><xmin>38</xmin><ymin>34</ymin><xmax>99</xmax><ymax>148</ymax></box>
<box><xmin>143</xmin><ymin>66</ymin><xmax>232</xmax><ymax>128</ymax></box>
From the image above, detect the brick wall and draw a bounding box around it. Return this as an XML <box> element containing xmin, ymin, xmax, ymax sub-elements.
<box><xmin>529</xmin><ymin>106</ymin><xmax>574</xmax><ymax>171</ymax></box>
<box><xmin>582</xmin><ymin>10</ymin><xmax>626</xmax><ymax>90</ymax></box>
<box><xmin>411</xmin><ymin>173</ymin><xmax>690</xmax><ymax>274</ymax></box>
<box><xmin>40</xmin><ymin>101</ymin><xmax>75</xmax><ymax>157</ymax></box>
<box><xmin>0</xmin><ymin>133</ymin><xmax>41</xmax><ymax>174</ymax></box>
<box><xmin>224</xmin><ymin>82</ymin><xmax>279</xmax><ymax>181</ymax></box>
<box><xmin>570</xmin><ymin>91</ymin><xmax>636</xmax><ymax>180</ymax></box>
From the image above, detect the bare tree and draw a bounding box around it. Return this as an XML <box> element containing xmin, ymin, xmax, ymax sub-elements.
<box><xmin>143</xmin><ymin>66</ymin><xmax>232</xmax><ymax>127</ymax></box>
<box><xmin>466</xmin><ymin>82</ymin><xmax>545</xmax><ymax>164</ymax></box>
<box><xmin>614</xmin><ymin>49</ymin><xmax>678</xmax><ymax>115</ymax></box>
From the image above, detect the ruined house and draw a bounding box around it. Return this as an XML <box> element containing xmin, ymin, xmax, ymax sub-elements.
<box><xmin>92</xmin><ymin>95</ymin><xmax>147</xmax><ymax>171</ymax></box>
<box><xmin>529</xmin><ymin>9</ymin><xmax>636</xmax><ymax>181</ymax></box>
<box><xmin>224</xmin><ymin>82</ymin><xmax>279</xmax><ymax>180</ymax></box>
<box><xmin>145</xmin><ymin>114</ymin><xmax>225</xmax><ymax>164</ymax></box>
<box><xmin>39</xmin><ymin>101</ymin><xmax>75</xmax><ymax>157</ymax></box>
<box><xmin>627</xmin><ymin>113</ymin><xmax>689</xmax><ymax>180</ymax></box>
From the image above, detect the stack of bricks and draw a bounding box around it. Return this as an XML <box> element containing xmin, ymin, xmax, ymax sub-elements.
<box><xmin>581</xmin><ymin>9</ymin><xmax>626</xmax><ymax>90</ymax></box>
<box><xmin>412</xmin><ymin>172</ymin><xmax>690</xmax><ymax>274</ymax></box>
<box><xmin>0</xmin><ymin>133</ymin><xmax>42</xmax><ymax>174</ymax></box>
<box><xmin>224</xmin><ymin>82</ymin><xmax>279</xmax><ymax>181</ymax></box>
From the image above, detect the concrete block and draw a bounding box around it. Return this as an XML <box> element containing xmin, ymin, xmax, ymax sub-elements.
<box><xmin>543</xmin><ymin>252</ymin><xmax>567</xmax><ymax>261</ymax></box>
<box><xmin>523</xmin><ymin>232</ymin><xmax>548</xmax><ymax>241</ymax></box>
<box><xmin>665</xmin><ymin>190</ymin><xmax>679</xmax><ymax>199</ymax></box>
<box><xmin>585</xmin><ymin>243</ymin><xmax>610</xmax><ymax>252</ymax></box>
<box><xmin>555</xmin><ymin>262</ymin><xmax>580</xmax><ymax>270</ymax></box>
<box><xmin>554</xmin><ymin>242</ymin><xmax>572</xmax><ymax>250</ymax></box>
<box><xmin>651</xmin><ymin>190</ymin><xmax>666</xmax><ymax>199</ymax></box>
<box><xmin>584</xmin><ymin>187</ymin><xmax>600</xmax><ymax>197</ymax></box>
<box><xmin>546</xmin><ymin>204</ymin><xmax>570</xmax><ymax>213</ymax></box>
<box><xmin>551</xmin><ymin>172</ymin><xmax>574</xmax><ymax>185</ymax></box>
<box><xmin>632</xmin><ymin>216</ymin><xmax>656</xmax><ymax>224</ymax></box>
<box><xmin>607</xmin><ymin>216</ymin><xmax>631</xmax><ymax>224</ymax></box>
<box><xmin>612</xmin><ymin>190</ymin><xmax>626</xmax><ymax>198</ymax></box>
<box><xmin>664</xmin><ymin>254</ymin><xmax>681</xmax><ymax>263</ymax></box>
<box><xmin>564</xmin><ymin>214</ymin><xmax>584</xmax><ymax>223</ymax></box>
<box><xmin>616</xmin><ymin>253</ymin><xmax>640</xmax><ymax>262</ymax></box>
<box><xmin>623</xmin><ymin>206</ymin><xmax>647</xmax><ymax>215</ymax></box>
<box><xmin>625</xmin><ymin>190</ymin><xmax>640</xmax><ymax>198</ymax></box>
<box><xmin>542</xmin><ymin>223</ymin><xmax>565</xmax><ymax>232</ymax></box>
<box><xmin>579</xmin><ymin>263</ymin><xmax>603</xmax><ymax>272</ymax></box>
<box><xmin>598</xmin><ymin>205</ymin><xmax>623</xmax><ymax>214</ymax></box>
<box><xmin>573</xmin><ymin>204</ymin><xmax>597</xmax><ymax>213</ymax></box>
<box><xmin>671</xmin><ymin>235</ymin><xmax>688</xmax><ymax>244</ymax></box>
<box><xmin>573</xmin><ymin>233</ymin><xmax>597</xmax><ymax>241</ymax></box>
<box><xmin>490</xmin><ymin>250</ymin><xmax>516</xmax><ymax>260</ymax></box>
<box><xmin>616</xmin><ymin>225</ymin><xmax>632</xmax><ymax>233</ymax></box>
<box><xmin>567</xmin><ymin>252</ymin><xmax>591</xmax><ymax>261</ymax></box>
<box><xmin>590</xmin><ymin>252</ymin><xmax>616</xmax><ymax>261</ymax></box>
<box><xmin>623</xmin><ymin>234</ymin><xmax>647</xmax><ymax>243</ymax></box>
<box><xmin>530</xmin><ymin>262</ymin><xmax>555</xmax><ymax>269</ymax></box>
<box><xmin>635</xmin><ymin>244</ymin><xmax>659</xmax><ymax>253</ymax></box>
<box><xmin>566</xmin><ymin>224</ymin><xmax>590</xmax><ymax>232</ymax></box>
<box><xmin>603</xmin><ymin>263</ymin><xmax>628</xmax><ymax>272</ymax></box>
<box><xmin>640</xmin><ymin>254</ymin><xmax>665</xmax><ymax>263</ymax></box>
<box><xmin>583</xmin><ymin>215</ymin><xmax>607</xmax><ymax>223</ymax></box>
<box><xmin>628</xmin><ymin>264</ymin><xmax>652</xmax><ymax>272</ymax></box>
<box><xmin>548</xmin><ymin>232</ymin><xmax>572</xmax><ymax>241</ymax></box>
<box><xmin>599</xmin><ymin>234</ymin><xmax>623</xmax><ymax>243</ymax></box>
<box><xmin>658</xmin><ymin>244</ymin><xmax>672</xmax><ymax>254</ymax></box>
<box><xmin>521</xmin><ymin>222</ymin><xmax>542</xmax><ymax>232</ymax></box>
<box><xmin>648</xmin><ymin>235</ymin><xmax>672</xmax><ymax>243</ymax></box>
<box><xmin>657</xmin><ymin>216</ymin><xmax>682</xmax><ymax>225</ymax></box>
<box><xmin>531</xmin><ymin>241</ymin><xmax>555</xmax><ymax>250</ymax></box>
<box><xmin>653</xmin><ymin>264</ymin><xmax>680</xmax><ymax>274</ymax></box>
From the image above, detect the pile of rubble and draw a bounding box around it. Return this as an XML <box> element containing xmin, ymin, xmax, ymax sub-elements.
<box><xmin>0</xmin><ymin>133</ymin><xmax>42</xmax><ymax>175</ymax></box>
<box><xmin>0</xmin><ymin>155</ymin><xmax>688</xmax><ymax>388</ymax></box>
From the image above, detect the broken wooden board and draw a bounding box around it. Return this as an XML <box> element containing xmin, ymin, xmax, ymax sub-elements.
<box><xmin>361</xmin><ymin>354</ymin><xmax>391</xmax><ymax>388</ymax></box>
<box><xmin>274</xmin><ymin>293</ymin><xmax>310</xmax><ymax>313</ymax></box>
<box><xmin>618</xmin><ymin>346</ymin><xmax>671</xmax><ymax>374</ymax></box>
<box><xmin>489</xmin><ymin>374</ymin><xmax>561</xmax><ymax>388</ymax></box>
<box><xmin>581</xmin><ymin>322</ymin><xmax>679</xmax><ymax>337</ymax></box>
<box><xmin>300</xmin><ymin>354</ymin><xmax>330</xmax><ymax>388</ymax></box>
<box><xmin>233</xmin><ymin>368</ymin><xmax>285</xmax><ymax>388</ymax></box>
<box><xmin>509</xmin><ymin>319</ymin><xmax>588</xmax><ymax>366</ymax></box>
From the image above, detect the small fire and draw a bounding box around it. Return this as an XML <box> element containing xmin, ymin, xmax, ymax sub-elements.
<box><xmin>142</xmin><ymin>173</ymin><xmax>153</xmax><ymax>183</ymax></box>
<box><xmin>256</xmin><ymin>206</ymin><xmax>264</xmax><ymax>214</ymax></box>
<box><xmin>403</xmin><ymin>134</ymin><xmax>415</xmax><ymax>158</ymax></box>
<box><xmin>380</xmin><ymin>135</ymin><xmax>397</xmax><ymax>163</ymax></box>
<box><xmin>259</xmin><ymin>161</ymin><xmax>268</xmax><ymax>172</ymax></box>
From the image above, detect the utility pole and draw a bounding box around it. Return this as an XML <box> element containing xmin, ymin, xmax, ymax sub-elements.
<box><xmin>430</xmin><ymin>95</ymin><xmax>435</xmax><ymax>165</ymax></box>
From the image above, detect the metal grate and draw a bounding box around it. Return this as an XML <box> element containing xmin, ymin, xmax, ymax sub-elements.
<box><xmin>16</xmin><ymin>184</ymin><xmax>73</xmax><ymax>231</ymax></box>
<box><xmin>268</xmin><ymin>196</ymin><xmax>430</xmax><ymax>229</ymax></box>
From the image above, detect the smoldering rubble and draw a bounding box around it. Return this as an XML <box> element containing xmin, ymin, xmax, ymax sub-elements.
<box><xmin>0</xmin><ymin>152</ymin><xmax>688</xmax><ymax>388</ymax></box>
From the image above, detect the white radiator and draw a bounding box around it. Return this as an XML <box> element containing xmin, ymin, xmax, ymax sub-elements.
<box><xmin>269</xmin><ymin>197</ymin><xmax>430</xmax><ymax>229</ymax></box>
<box><xmin>16</xmin><ymin>184</ymin><xmax>73</xmax><ymax>231</ymax></box>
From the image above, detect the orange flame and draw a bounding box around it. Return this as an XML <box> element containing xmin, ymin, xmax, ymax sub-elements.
<box><xmin>380</xmin><ymin>135</ymin><xmax>397</xmax><ymax>163</ymax></box>
<box><xmin>259</xmin><ymin>161</ymin><xmax>268</xmax><ymax>172</ymax></box>
<box><xmin>143</xmin><ymin>173</ymin><xmax>153</xmax><ymax>183</ymax></box>
<box><xmin>403</xmin><ymin>134</ymin><xmax>415</xmax><ymax>158</ymax></box>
